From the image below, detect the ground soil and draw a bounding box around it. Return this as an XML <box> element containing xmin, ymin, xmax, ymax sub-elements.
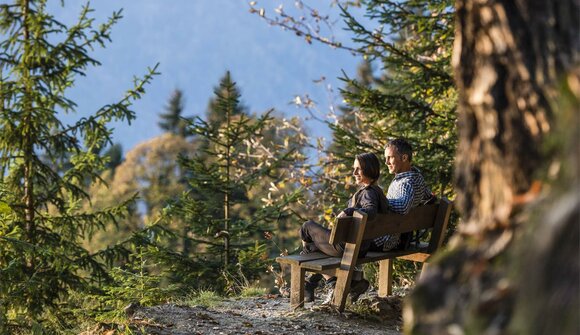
<box><xmin>91</xmin><ymin>293</ymin><xmax>404</xmax><ymax>335</ymax></box>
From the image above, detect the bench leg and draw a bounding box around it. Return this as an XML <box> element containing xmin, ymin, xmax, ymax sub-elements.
<box><xmin>332</xmin><ymin>269</ymin><xmax>353</xmax><ymax>312</ymax></box>
<box><xmin>290</xmin><ymin>264</ymin><xmax>306</xmax><ymax>308</ymax></box>
<box><xmin>378</xmin><ymin>259</ymin><xmax>393</xmax><ymax>297</ymax></box>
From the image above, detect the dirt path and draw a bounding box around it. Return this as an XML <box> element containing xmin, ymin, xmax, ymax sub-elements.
<box><xmin>124</xmin><ymin>295</ymin><xmax>403</xmax><ymax>335</ymax></box>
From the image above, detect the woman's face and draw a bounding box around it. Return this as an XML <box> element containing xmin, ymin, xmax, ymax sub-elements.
<box><xmin>353</xmin><ymin>158</ymin><xmax>372</xmax><ymax>186</ymax></box>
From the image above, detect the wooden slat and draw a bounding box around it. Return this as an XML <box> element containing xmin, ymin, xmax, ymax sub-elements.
<box><xmin>427</xmin><ymin>198</ymin><xmax>453</xmax><ymax>253</ymax></box>
<box><xmin>328</xmin><ymin>216</ymin><xmax>354</xmax><ymax>244</ymax></box>
<box><xmin>275</xmin><ymin>252</ymin><xmax>329</xmax><ymax>265</ymax></box>
<box><xmin>298</xmin><ymin>250</ymin><xmax>432</xmax><ymax>271</ymax></box>
<box><xmin>300</xmin><ymin>257</ymin><xmax>341</xmax><ymax>271</ymax></box>
<box><xmin>356</xmin><ymin>250</ymin><xmax>418</xmax><ymax>264</ymax></box>
<box><xmin>362</xmin><ymin>204</ymin><xmax>438</xmax><ymax>240</ymax></box>
<box><xmin>397</xmin><ymin>253</ymin><xmax>430</xmax><ymax>262</ymax></box>
<box><xmin>333</xmin><ymin>265</ymin><xmax>354</xmax><ymax>310</ymax></box>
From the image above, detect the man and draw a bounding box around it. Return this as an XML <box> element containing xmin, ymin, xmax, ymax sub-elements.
<box><xmin>370</xmin><ymin>138</ymin><xmax>434</xmax><ymax>252</ymax></box>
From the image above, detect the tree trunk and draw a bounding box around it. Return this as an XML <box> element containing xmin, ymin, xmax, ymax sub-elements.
<box><xmin>405</xmin><ymin>0</ymin><xmax>579</xmax><ymax>334</ymax></box>
<box><xmin>22</xmin><ymin>0</ymin><xmax>36</xmax><ymax>251</ymax></box>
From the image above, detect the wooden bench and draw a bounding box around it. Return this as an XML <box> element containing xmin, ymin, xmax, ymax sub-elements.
<box><xmin>276</xmin><ymin>198</ymin><xmax>452</xmax><ymax>312</ymax></box>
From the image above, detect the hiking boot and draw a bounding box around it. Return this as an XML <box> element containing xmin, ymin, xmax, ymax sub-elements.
<box><xmin>304</xmin><ymin>281</ymin><xmax>317</xmax><ymax>302</ymax></box>
<box><xmin>304</xmin><ymin>273</ymin><xmax>322</xmax><ymax>303</ymax></box>
<box><xmin>349</xmin><ymin>278</ymin><xmax>370</xmax><ymax>302</ymax></box>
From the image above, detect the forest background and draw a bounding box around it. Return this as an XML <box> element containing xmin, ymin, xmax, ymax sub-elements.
<box><xmin>1</xmin><ymin>0</ymin><xmax>577</xmax><ymax>334</ymax></box>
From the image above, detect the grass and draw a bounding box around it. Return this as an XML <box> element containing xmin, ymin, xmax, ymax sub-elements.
<box><xmin>239</xmin><ymin>286</ymin><xmax>267</xmax><ymax>298</ymax></box>
<box><xmin>181</xmin><ymin>290</ymin><xmax>224</xmax><ymax>308</ymax></box>
<box><xmin>176</xmin><ymin>283</ymin><xmax>268</xmax><ymax>309</ymax></box>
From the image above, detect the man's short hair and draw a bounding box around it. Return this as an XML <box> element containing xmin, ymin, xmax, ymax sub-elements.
<box><xmin>386</xmin><ymin>138</ymin><xmax>413</xmax><ymax>161</ymax></box>
<box><xmin>356</xmin><ymin>152</ymin><xmax>381</xmax><ymax>182</ymax></box>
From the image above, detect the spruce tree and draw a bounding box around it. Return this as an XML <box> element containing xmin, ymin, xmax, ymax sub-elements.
<box><xmin>0</xmin><ymin>1</ymin><xmax>156</xmax><ymax>331</ymax></box>
<box><xmin>253</xmin><ymin>0</ymin><xmax>457</xmax><ymax>194</ymax></box>
<box><xmin>158</xmin><ymin>89</ymin><xmax>192</xmax><ymax>137</ymax></box>
<box><xmin>157</xmin><ymin>90</ymin><xmax>200</xmax><ymax>254</ymax></box>
<box><xmin>172</xmin><ymin>71</ymin><xmax>306</xmax><ymax>292</ymax></box>
<box><xmin>335</xmin><ymin>0</ymin><xmax>457</xmax><ymax>195</ymax></box>
<box><xmin>205</xmin><ymin>73</ymin><xmax>247</xmax><ymax>127</ymax></box>
<box><xmin>104</xmin><ymin>143</ymin><xmax>123</xmax><ymax>172</ymax></box>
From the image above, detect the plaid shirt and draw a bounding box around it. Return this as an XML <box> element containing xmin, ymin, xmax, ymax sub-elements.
<box><xmin>374</xmin><ymin>167</ymin><xmax>432</xmax><ymax>250</ymax></box>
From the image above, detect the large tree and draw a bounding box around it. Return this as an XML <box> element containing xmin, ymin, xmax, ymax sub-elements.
<box><xmin>0</xmin><ymin>1</ymin><xmax>156</xmax><ymax>331</ymax></box>
<box><xmin>406</xmin><ymin>1</ymin><xmax>579</xmax><ymax>334</ymax></box>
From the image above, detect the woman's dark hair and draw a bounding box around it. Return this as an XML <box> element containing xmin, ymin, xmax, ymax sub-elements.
<box><xmin>355</xmin><ymin>152</ymin><xmax>381</xmax><ymax>183</ymax></box>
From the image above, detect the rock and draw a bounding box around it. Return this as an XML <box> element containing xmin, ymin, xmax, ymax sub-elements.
<box><xmin>124</xmin><ymin>301</ymin><xmax>140</xmax><ymax>317</ymax></box>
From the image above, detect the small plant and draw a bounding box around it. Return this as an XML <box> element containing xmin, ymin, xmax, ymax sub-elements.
<box><xmin>263</xmin><ymin>231</ymin><xmax>288</xmax><ymax>257</ymax></box>
<box><xmin>182</xmin><ymin>290</ymin><xmax>223</xmax><ymax>308</ymax></box>
<box><xmin>240</xmin><ymin>286</ymin><xmax>267</xmax><ymax>298</ymax></box>
<box><xmin>222</xmin><ymin>266</ymin><xmax>254</xmax><ymax>296</ymax></box>
<box><xmin>267</xmin><ymin>264</ymin><xmax>289</xmax><ymax>297</ymax></box>
<box><xmin>263</xmin><ymin>231</ymin><xmax>289</xmax><ymax>296</ymax></box>
<box><xmin>347</xmin><ymin>300</ymin><xmax>384</xmax><ymax>322</ymax></box>
<box><xmin>82</xmin><ymin>246</ymin><xmax>180</xmax><ymax>324</ymax></box>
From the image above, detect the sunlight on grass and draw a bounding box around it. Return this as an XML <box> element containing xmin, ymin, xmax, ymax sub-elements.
<box><xmin>181</xmin><ymin>290</ymin><xmax>223</xmax><ymax>308</ymax></box>
<box><xmin>239</xmin><ymin>286</ymin><xmax>267</xmax><ymax>298</ymax></box>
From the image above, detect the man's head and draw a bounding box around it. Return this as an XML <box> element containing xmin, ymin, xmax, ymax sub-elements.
<box><xmin>384</xmin><ymin>139</ymin><xmax>413</xmax><ymax>174</ymax></box>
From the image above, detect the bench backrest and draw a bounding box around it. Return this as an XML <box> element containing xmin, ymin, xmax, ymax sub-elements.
<box><xmin>329</xmin><ymin>198</ymin><xmax>452</xmax><ymax>254</ymax></box>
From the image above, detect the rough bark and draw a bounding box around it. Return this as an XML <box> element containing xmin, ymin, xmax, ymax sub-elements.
<box><xmin>405</xmin><ymin>0</ymin><xmax>579</xmax><ymax>334</ymax></box>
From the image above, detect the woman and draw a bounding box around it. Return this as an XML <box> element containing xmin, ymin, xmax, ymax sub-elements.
<box><xmin>299</xmin><ymin>152</ymin><xmax>389</xmax><ymax>303</ymax></box>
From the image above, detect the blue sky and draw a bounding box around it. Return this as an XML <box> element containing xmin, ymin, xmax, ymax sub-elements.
<box><xmin>49</xmin><ymin>1</ymin><xmax>365</xmax><ymax>154</ymax></box>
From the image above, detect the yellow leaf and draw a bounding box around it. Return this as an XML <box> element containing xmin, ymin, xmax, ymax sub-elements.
<box><xmin>0</xmin><ymin>202</ymin><xmax>11</xmax><ymax>215</ymax></box>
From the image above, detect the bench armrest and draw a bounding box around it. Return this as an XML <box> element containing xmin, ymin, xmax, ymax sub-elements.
<box><xmin>329</xmin><ymin>210</ymin><xmax>368</xmax><ymax>244</ymax></box>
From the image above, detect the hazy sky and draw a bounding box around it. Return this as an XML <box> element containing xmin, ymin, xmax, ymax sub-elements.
<box><xmin>48</xmin><ymin>1</ymin><xmax>365</xmax><ymax>153</ymax></box>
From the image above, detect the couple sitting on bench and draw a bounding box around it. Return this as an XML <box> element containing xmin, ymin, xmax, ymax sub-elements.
<box><xmin>299</xmin><ymin>138</ymin><xmax>434</xmax><ymax>303</ymax></box>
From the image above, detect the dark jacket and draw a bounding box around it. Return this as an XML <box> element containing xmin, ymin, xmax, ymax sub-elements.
<box><xmin>342</xmin><ymin>184</ymin><xmax>389</xmax><ymax>221</ymax></box>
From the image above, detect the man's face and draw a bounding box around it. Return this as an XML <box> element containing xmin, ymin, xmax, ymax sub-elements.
<box><xmin>384</xmin><ymin>146</ymin><xmax>406</xmax><ymax>174</ymax></box>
